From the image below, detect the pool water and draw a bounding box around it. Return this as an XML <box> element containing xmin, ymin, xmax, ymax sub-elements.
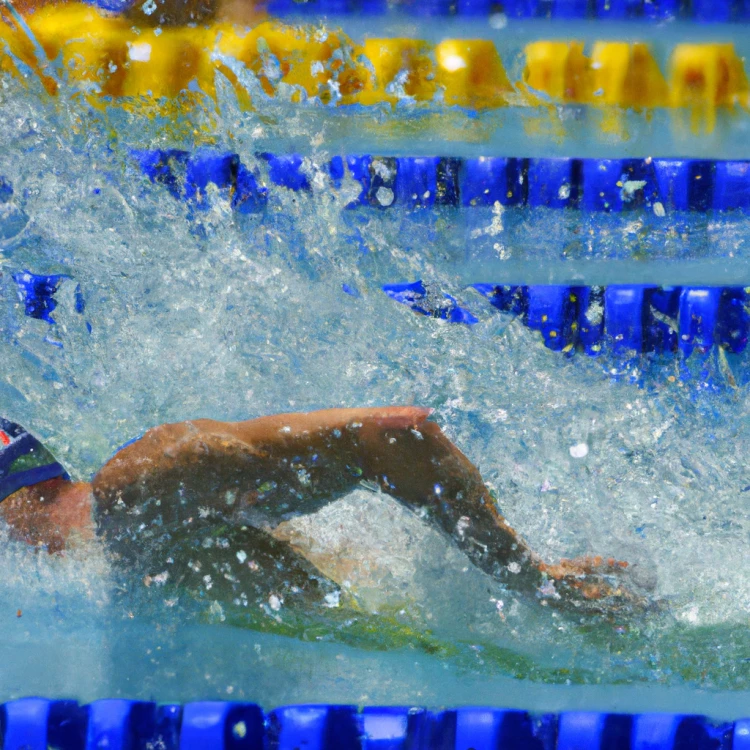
<box><xmin>0</xmin><ymin>40</ymin><xmax>749</xmax><ymax>713</ymax></box>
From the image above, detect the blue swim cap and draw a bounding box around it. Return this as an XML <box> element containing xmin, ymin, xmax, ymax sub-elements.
<box><xmin>0</xmin><ymin>419</ymin><xmax>68</xmax><ymax>503</ymax></box>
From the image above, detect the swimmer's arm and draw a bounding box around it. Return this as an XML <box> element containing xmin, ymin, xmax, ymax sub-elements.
<box><xmin>91</xmin><ymin>406</ymin><xmax>546</xmax><ymax>578</ymax></box>
<box><xmin>92</xmin><ymin>407</ymin><xmax>642</xmax><ymax>610</ymax></box>
<box><xmin>356</xmin><ymin>416</ymin><xmax>642</xmax><ymax>608</ymax></box>
<box><xmin>91</xmin><ymin>406</ymin><xmax>432</xmax><ymax>513</ymax></box>
<box><xmin>122</xmin><ymin>407</ymin><xmax>538</xmax><ymax>576</ymax></box>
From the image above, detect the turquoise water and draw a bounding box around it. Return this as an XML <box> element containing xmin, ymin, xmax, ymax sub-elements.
<box><xmin>0</xmin><ymin>66</ymin><xmax>749</xmax><ymax>709</ymax></box>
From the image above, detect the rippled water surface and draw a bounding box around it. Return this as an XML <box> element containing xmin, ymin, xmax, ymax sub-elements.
<box><xmin>0</xmin><ymin>63</ymin><xmax>749</xmax><ymax>709</ymax></box>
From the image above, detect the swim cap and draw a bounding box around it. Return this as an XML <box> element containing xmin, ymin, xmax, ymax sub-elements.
<box><xmin>0</xmin><ymin>418</ymin><xmax>68</xmax><ymax>503</ymax></box>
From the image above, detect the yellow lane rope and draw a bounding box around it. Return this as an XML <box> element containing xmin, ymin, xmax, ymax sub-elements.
<box><xmin>1</xmin><ymin>3</ymin><xmax>747</xmax><ymax>121</ymax></box>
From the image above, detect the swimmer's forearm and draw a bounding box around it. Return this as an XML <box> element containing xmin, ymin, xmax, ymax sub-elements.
<box><xmin>356</xmin><ymin>417</ymin><xmax>539</xmax><ymax>581</ymax></box>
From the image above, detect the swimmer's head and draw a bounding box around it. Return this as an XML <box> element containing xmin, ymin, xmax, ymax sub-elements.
<box><xmin>0</xmin><ymin>418</ymin><xmax>68</xmax><ymax>504</ymax></box>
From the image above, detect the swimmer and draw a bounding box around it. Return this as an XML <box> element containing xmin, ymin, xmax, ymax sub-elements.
<box><xmin>0</xmin><ymin>407</ymin><xmax>648</xmax><ymax>614</ymax></box>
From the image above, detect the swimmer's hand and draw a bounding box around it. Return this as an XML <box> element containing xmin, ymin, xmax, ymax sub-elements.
<box><xmin>536</xmin><ymin>556</ymin><xmax>654</xmax><ymax>615</ymax></box>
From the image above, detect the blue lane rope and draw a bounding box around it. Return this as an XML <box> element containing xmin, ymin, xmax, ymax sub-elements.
<box><xmin>126</xmin><ymin>151</ymin><xmax>750</xmax><ymax>214</ymax></box>
<box><xmin>11</xmin><ymin>272</ymin><xmax>74</xmax><ymax>325</ymax></box>
<box><xmin>268</xmin><ymin>0</ymin><xmax>748</xmax><ymax>21</ymax></box>
<box><xmin>7</xmin><ymin>164</ymin><xmax>750</xmax><ymax>359</ymax></box>
<box><xmin>10</xmin><ymin>267</ymin><xmax>749</xmax><ymax>359</ymax></box>
<box><xmin>0</xmin><ymin>699</ymin><xmax>744</xmax><ymax>750</ymax></box>
<box><xmin>83</xmin><ymin>0</ymin><xmax>750</xmax><ymax>22</ymax></box>
<box><xmin>382</xmin><ymin>280</ymin><xmax>481</xmax><ymax>325</ymax></box>
<box><xmin>10</xmin><ymin>271</ymin><xmax>88</xmax><ymax>337</ymax></box>
<box><xmin>385</xmin><ymin>281</ymin><xmax>750</xmax><ymax>358</ymax></box>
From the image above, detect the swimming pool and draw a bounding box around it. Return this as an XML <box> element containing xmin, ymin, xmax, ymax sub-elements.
<box><xmin>1</xmin><ymin>0</ymin><xmax>750</xmax><ymax>745</ymax></box>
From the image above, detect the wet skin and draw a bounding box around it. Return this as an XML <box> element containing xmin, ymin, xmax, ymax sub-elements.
<box><xmin>0</xmin><ymin>407</ymin><xmax>645</xmax><ymax>613</ymax></box>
